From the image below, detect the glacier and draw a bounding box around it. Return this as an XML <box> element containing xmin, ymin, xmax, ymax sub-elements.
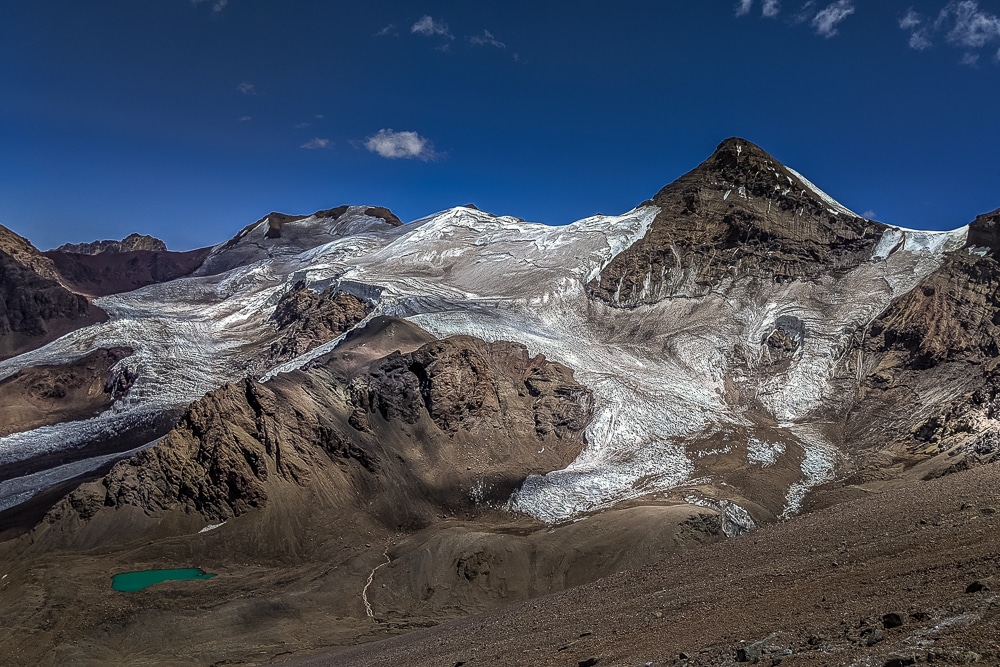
<box><xmin>0</xmin><ymin>203</ymin><xmax>971</xmax><ymax>521</ymax></box>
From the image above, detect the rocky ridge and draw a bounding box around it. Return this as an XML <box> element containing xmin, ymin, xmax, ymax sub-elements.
<box><xmin>54</xmin><ymin>233</ymin><xmax>168</xmax><ymax>255</ymax></box>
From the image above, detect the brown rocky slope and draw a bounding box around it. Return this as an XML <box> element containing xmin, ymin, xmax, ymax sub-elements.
<box><xmin>0</xmin><ymin>346</ymin><xmax>133</xmax><ymax>437</ymax></box>
<box><xmin>0</xmin><ymin>224</ymin><xmax>106</xmax><ymax>360</ymax></box>
<box><xmin>0</xmin><ymin>319</ymin><xmax>728</xmax><ymax>665</ymax></box>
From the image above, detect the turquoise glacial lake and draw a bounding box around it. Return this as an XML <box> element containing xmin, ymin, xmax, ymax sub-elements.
<box><xmin>111</xmin><ymin>568</ymin><xmax>217</xmax><ymax>592</ymax></box>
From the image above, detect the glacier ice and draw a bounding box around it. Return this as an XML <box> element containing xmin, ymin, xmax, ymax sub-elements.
<box><xmin>0</xmin><ymin>203</ymin><xmax>971</xmax><ymax>523</ymax></box>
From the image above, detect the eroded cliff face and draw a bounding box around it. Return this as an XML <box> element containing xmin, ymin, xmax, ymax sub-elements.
<box><xmin>824</xmin><ymin>209</ymin><xmax>1000</xmax><ymax>489</ymax></box>
<box><xmin>589</xmin><ymin>138</ymin><xmax>885</xmax><ymax>306</ymax></box>
<box><xmin>51</xmin><ymin>320</ymin><xmax>592</xmax><ymax>531</ymax></box>
<box><xmin>0</xmin><ymin>225</ymin><xmax>105</xmax><ymax>360</ymax></box>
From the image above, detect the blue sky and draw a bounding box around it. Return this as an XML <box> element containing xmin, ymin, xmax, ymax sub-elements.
<box><xmin>2</xmin><ymin>1</ymin><xmax>999</xmax><ymax>250</ymax></box>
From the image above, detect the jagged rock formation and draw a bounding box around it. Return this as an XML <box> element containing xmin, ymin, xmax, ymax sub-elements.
<box><xmin>589</xmin><ymin>138</ymin><xmax>884</xmax><ymax>306</ymax></box>
<box><xmin>0</xmin><ymin>225</ymin><xmax>105</xmax><ymax>360</ymax></box>
<box><xmin>54</xmin><ymin>233</ymin><xmax>167</xmax><ymax>255</ymax></box>
<box><xmin>0</xmin><ymin>347</ymin><xmax>132</xmax><ymax>437</ymax></box>
<box><xmin>267</xmin><ymin>282</ymin><xmax>372</xmax><ymax>364</ymax></box>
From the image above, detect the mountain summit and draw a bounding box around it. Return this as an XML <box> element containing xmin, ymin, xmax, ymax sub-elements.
<box><xmin>590</xmin><ymin>138</ymin><xmax>883</xmax><ymax>306</ymax></box>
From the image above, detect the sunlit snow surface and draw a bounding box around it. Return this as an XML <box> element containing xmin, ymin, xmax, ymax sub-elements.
<box><xmin>0</xmin><ymin>204</ymin><xmax>971</xmax><ymax>521</ymax></box>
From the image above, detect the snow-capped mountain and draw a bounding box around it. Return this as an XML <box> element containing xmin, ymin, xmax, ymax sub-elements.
<box><xmin>0</xmin><ymin>139</ymin><xmax>978</xmax><ymax>525</ymax></box>
<box><xmin>4</xmin><ymin>137</ymin><xmax>1000</xmax><ymax>667</ymax></box>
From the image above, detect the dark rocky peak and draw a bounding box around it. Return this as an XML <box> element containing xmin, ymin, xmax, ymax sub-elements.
<box><xmin>589</xmin><ymin>138</ymin><xmax>885</xmax><ymax>307</ymax></box>
<box><xmin>0</xmin><ymin>225</ymin><xmax>104</xmax><ymax>359</ymax></box>
<box><xmin>54</xmin><ymin>233</ymin><xmax>167</xmax><ymax>255</ymax></box>
<box><xmin>651</xmin><ymin>137</ymin><xmax>857</xmax><ymax>219</ymax></box>
<box><xmin>966</xmin><ymin>207</ymin><xmax>1000</xmax><ymax>255</ymax></box>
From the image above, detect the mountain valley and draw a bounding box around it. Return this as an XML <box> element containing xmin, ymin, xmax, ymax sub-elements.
<box><xmin>0</xmin><ymin>139</ymin><xmax>998</xmax><ymax>666</ymax></box>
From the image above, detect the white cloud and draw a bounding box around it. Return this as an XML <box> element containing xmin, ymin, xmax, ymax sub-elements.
<box><xmin>812</xmin><ymin>0</ymin><xmax>855</xmax><ymax>38</ymax></box>
<box><xmin>294</xmin><ymin>122</ymin><xmax>310</xmax><ymax>129</ymax></box>
<box><xmin>862</xmin><ymin>210</ymin><xmax>877</xmax><ymax>219</ymax></box>
<box><xmin>375</xmin><ymin>24</ymin><xmax>397</xmax><ymax>37</ymax></box>
<box><xmin>469</xmin><ymin>30</ymin><xmax>505</xmax><ymax>48</ymax></box>
<box><xmin>900</xmin><ymin>8</ymin><xmax>922</xmax><ymax>30</ymax></box>
<box><xmin>237</xmin><ymin>115</ymin><xmax>251</xmax><ymax>122</ymax></box>
<box><xmin>762</xmin><ymin>0</ymin><xmax>781</xmax><ymax>18</ymax></box>
<box><xmin>794</xmin><ymin>1</ymin><xmax>817</xmax><ymax>24</ymax></box>
<box><xmin>735</xmin><ymin>0</ymin><xmax>754</xmax><ymax>17</ymax></box>
<box><xmin>236</xmin><ymin>81</ymin><xmax>255</xmax><ymax>95</ymax></box>
<box><xmin>412</xmin><ymin>15</ymin><xmax>453</xmax><ymax>39</ymax></box>
<box><xmin>191</xmin><ymin>0</ymin><xmax>227</xmax><ymax>12</ymax></box>
<box><xmin>300</xmin><ymin>138</ymin><xmax>331</xmax><ymax>150</ymax></box>
<box><xmin>939</xmin><ymin>0</ymin><xmax>1000</xmax><ymax>48</ymax></box>
<box><xmin>901</xmin><ymin>2</ymin><xmax>1000</xmax><ymax>61</ymax></box>
<box><xmin>909</xmin><ymin>29</ymin><xmax>933</xmax><ymax>49</ymax></box>
<box><xmin>364</xmin><ymin>129</ymin><xmax>437</xmax><ymax>161</ymax></box>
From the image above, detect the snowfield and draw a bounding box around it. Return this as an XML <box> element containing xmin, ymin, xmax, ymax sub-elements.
<box><xmin>0</xmin><ymin>204</ymin><xmax>970</xmax><ymax>521</ymax></box>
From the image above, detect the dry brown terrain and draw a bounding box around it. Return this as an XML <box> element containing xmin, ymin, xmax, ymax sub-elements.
<box><xmin>293</xmin><ymin>462</ymin><xmax>1000</xmax><ymax>667</ymax></box>
<box><xmin>0</xmin><ymin>347</ymin><xmax>132</xmax><ymax>437</ymax></box>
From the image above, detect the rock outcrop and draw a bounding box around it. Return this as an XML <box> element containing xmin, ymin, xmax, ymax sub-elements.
<box><xmin>0</xmin><ymin>225</ymin><xmax>105</xmax><ymax>360</ymax></box>
<box><xmin>267</xmin><ymin>282</ymin><xmax>372</xmax><ymax>365</ymax></box>
<box><xmin>814</xmin><ymin>208</ymin><xmax>1000</xmax><ymax>496</ymax></box>
<box><xmin>589</xmin><ymin>138</ymin><xmax>885</xmax><ymax>306</ymax></box>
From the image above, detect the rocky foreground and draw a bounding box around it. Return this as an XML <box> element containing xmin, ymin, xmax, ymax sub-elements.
<box><xmin>296</xmin><ymin>462</ymin><xmax>1000</xmax><ymax>667</ymax></box>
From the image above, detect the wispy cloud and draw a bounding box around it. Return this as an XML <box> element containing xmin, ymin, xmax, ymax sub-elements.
<box><xmin>375</xmin><ymin>23</ymin><xmax>398</xmax><ymax>37</ymax></box>
<box><xmin>862</xmin><ymin>210</ymin><xmax>877</xmax><ymax>219</ymax></box>
<box><xmin>940</xmin><ymin>0</ymin><xmax>1000</xmax><ymax>48</ymax></box>
<box><xmin>294</xmin><ymin>122</ymin><xmax>310</xmax><ymax>129</ymax></box>
<box><xmin>961</xmin><ymin>51</ymin><xmax>980</xmax><ymax>65</ymax></box>
<box><xmin>736</xmin><ymin>0</ymin><xmax>855</xmax><ymax>36</ymax></box>
<box><xmin>899</xmin><ymin>2</ymin><xmax>1000</xmax><ymax>63</ymax></box>
<box><xmin>237</xmin><ymin>115</ymin><xmax>251</xmax><ymax>122</ymax></box>
<box><xmin>236</xmin><ymin>81</ymin><xmax>256</xmax><ymax>95</ymax></box>
<box><xmin>364</xmin><ymin>129</ymin><xmax>438</xmax><ymax>161</ymax></box>
<box><xmin>411</xmin><ymin>15</ymin><xmax>453</xmax><ymax>39</ymax></box>
<box><xmin>812</xmin><ymin>0</ymin><xmax>855</xmax><ymax>38</ymax></box>
<box><xmin>900</xmin><ymin>8</ymin><xmax>922</xmax><ymax>31</ymax></box>
<box><xmin>301</xmin><ymin>137</ymin><xmax>331</xmax><ymax>150</ymax></box>
<box><xmin>191</xmin><ymin>0</ymin><xmax>228</xmax><ymax>13</ymax></box>
<box><xmin>469</xmin><ymin>30</ymin><xmax>505</xmax><ymax>49</ymax></box>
